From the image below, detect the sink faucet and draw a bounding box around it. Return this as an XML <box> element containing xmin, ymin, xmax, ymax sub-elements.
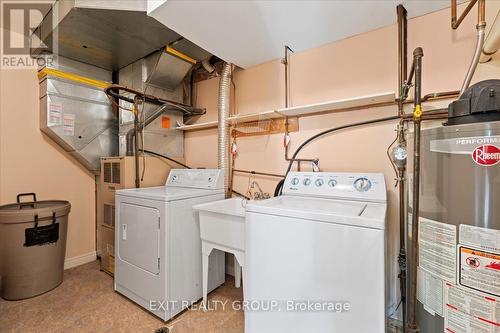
<box><xmin>250</xmin><ymin>181</ymin><xmax>270</xmax><ymax>200</ymax></box>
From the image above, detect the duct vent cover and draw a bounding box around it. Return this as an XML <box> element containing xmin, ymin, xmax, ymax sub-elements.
<box><xmin>103</xmin><ymin>204</ymin><xmax>115</xmax><ymax>228</ymax></box>
<box><xmin>103</xmin><ymin>163</ymin><xmax>112</xmax><ymax>183</ymax></box>
<box><xmin>112</xmin><ymin>163</ymin><xmax>121</xmax><ymax>184</ymax></box>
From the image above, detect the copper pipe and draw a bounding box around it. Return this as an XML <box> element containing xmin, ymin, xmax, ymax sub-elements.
<box><xmin>397</xmin><ymin>4</ymin><xmax>408</xmax><ymax>116</ymax></box>
<box><xmin>451</xmin><ymin>0</ymin><xmax>457</xmax><ymax>25</ymax></box>
<box><xmin>407</xmin><ymin>62</ymin><xmax>415</xmax><ymax>88</ymax></box>
<box><xmin>401</xmin><ymin>110</ymin><xmax>449</xmax><ymax>121</ymax></box>
<box><xmin>478</xmin><ymin>0</ymin><xmax>486</xmax><ymax>26</ymax></box>
<box><xmin>422</xmin><ymin>90</ymin><xmax>460</xmax><ymax>102</ymax></box>
<box><xmin>233</xmin><ymin>169</ymin><xmax>284</xmax><ymax>178</ymax></box>
<box><xmin>396</xmin><ymin>5</ymin><xmax>408</xmax><ymax>331</ymax></box>
<box><xmin>451</xmin><ymin>0</ymin><xmax>478</xmax><ymax>29</ymax></box>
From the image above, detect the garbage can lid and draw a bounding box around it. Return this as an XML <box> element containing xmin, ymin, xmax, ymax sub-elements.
<box><xmin>0</xmin><ymin>200</ymin><xmax>71</xmax><ymax>224</ymax></box>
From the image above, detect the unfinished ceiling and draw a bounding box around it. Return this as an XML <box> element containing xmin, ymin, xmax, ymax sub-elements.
<box><xmin>34</xmin><ymin>0</ymin><xmax>211</xmax><ymax>70</ymax></box>
<box><xmin>148</xmin><ymin>0</ymin><xmax>464</xmax><ymax>68</ymax></box>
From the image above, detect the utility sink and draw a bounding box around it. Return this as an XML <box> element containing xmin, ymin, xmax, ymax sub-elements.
<box><xmin>194</xmin><ymin>197</ymin><xmax>246</xmax><ymax>252</ymax></box>
<box><xmin>194</xmin><ymin>197</ymin><xmax>248</xmax><ymax>302</ymax></box>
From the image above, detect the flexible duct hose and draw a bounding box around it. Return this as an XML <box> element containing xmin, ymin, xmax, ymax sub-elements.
<box><xmin>218</xmin><ymin>63</ymin><xmax>232</xmax><ymax>197</ymax></box>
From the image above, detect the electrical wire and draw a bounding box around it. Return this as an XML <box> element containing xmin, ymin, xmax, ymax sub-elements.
<box><xmin>139</xmin><ymin>148</ymin><xmax>250</xmax><ymax>199</ymax></box>
<box><xmin>280</xmin><ymin>115</ymin><xmax>400</xmax><ymax>194</ymax></box>
<box><xmin>139</xmin><ymin>98</ymin><xmax>147</xmax><ymax>182</ymax></box>
<box><xmin>388</xmin><ymin>299</ymin><xmax>403</xmax><ymax>319</ymax></box>
<box><xmin>386</xmin><ymin>134</ymin><xmax>399</xmax><ymax>186</ymax></box>
<box><xmin>274</xmin><ymin>178</ymin><xmax>285</xmax><ymax>197</ymax></box>
<box><xmin>139</xmin><ymin>149</ymin><xmax>192</xmax><ymax>169</ymax></box>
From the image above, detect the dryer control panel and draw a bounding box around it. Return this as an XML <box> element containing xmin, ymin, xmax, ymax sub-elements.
<box><xmin>282</xmin><ymin>172</ymin><xmax>386</xmax><ymax>203</ymax></box>
<box><xmin>166</xmin><ymin>169</ymin><xmax>224</xmax><ymax>189</ymax></box>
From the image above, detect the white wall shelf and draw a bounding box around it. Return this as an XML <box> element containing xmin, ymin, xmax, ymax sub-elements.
<box><xmin>176</xmin><ymin>120</ymin><xmax>218</xmax><ymax>131</ymax></box>
<box><xmin>278</xmin><ymin>91</ymin><xmax>396</xmax><ymax>116</ymax></box>
<box><xmin>176</xmin><ymin>91</ymin><xmax>396</xmax><ymax>131</ymax></box>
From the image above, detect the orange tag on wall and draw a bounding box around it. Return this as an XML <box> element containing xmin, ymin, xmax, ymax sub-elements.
<box><xmin>161</xmin><ymin>116</ymin><xmax>171</xmax><ymax>129</ymax></box>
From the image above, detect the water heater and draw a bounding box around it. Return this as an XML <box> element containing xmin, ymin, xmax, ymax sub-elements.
<box><xmin>411</xmin><ymin>80</ymin><xmax>500</xmax><ymax>332</ymax></box>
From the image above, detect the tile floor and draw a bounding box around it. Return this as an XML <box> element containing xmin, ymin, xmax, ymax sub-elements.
<box><xmin>0</xmin><ymin>261</ymin><xmax>244</xmax><ymax>333</ymax></box>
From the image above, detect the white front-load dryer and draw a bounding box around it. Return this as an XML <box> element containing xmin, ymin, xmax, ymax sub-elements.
<box><xmin>115</xmin><ymin>169</ymin><xmax>226</xmax><ymax>321</ymax></box>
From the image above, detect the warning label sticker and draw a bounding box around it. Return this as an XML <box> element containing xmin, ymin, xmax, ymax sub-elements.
<box><xmin>444</xmin><ymin>283</ymin><xmax>500</xmax><ymax>333</ymax></box>
<box><xmin>63</xmin><ymin>114</ymin><xmax>75</xmax><ymax>136</ymax></box>
<box><xmin>48</xmin><ymin>102</ymin><xmax>62</xmax><ymax>126</ymax></box>
<box><xmin>419</xmin><ymin>217</ymin><xmax>457</xmax><ymax>282</ymax></box>
<box><xmin>417</xmin><ymin>267</ymin><xmax>444</xmax><ymax>316</ymax></box>
<box><xmin>458</xmin><ymin>247</ymin><xmax>500</xmax><ymax>297</ymax></box>
<box><xmin>460</xmin><ymin>225</ymin><xmax>500</xmax><ymax>253</ymax></box>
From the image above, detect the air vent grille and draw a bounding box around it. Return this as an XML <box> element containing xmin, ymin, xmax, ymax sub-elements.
<box><xmin>111</xmin><ymin>162</ymin><xmax>121</xmax><ymax>184</ymax></box>
<box><xmin>103</xmin><ymin>163</ymin><xmax>112</xmax><ymax>183</ymax></box>
<box><xmin>103</xmin><ymin>204</ymin><xmax>115</xmax><ymax>228</ymax></box>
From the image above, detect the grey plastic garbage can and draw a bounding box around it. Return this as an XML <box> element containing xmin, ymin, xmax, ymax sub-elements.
<box><xmin>0</xmin><ymin>193</ymin><xmax>71</xmax><ymax>300</ymax></box>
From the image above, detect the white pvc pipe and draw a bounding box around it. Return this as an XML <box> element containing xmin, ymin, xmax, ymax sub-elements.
<box><xmin>480</xmin><ymin>11</ymin><xmax>500</xmax><ymax>63</ymax></box>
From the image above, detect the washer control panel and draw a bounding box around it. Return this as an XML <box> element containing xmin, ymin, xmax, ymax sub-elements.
<box><xmin>166</xmin><ymin>169</ymin><xmax>224</xmax><ymax>189</ymax></box>
<box><xmin>283</xmin><ymin>172</ymin><xmax>386</xmax><ymax>202</ymax></box>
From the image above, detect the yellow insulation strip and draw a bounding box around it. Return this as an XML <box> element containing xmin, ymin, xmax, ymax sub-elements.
<box><xmin>165</xmin><ymin>46</ymin><xmax>197</xmax><ymax>65</ymax></box>
<box><xmin>38</xmin><ymin>68</ymin><xmax>110</xmax><ymax>90</ymax></box>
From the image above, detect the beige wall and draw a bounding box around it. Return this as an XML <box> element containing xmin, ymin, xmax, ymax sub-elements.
<box><xmin>0</xmin><ymin>69</ymin><xmax>96</xmax><ymax>262</ymax></box>
<box><xmin>186</xmin><ymin>3</ymin><xmax>500</xmax><ymax>316</ymax></box>
<box><xmin>0</xmin><ymin>1</ymin><xmax>498</xmax><ymax>311</ymax></box>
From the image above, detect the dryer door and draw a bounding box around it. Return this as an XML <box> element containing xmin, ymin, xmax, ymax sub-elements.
<box><xmin>118</xmin><ymin>202</ymin><xmax>160</xmax><ymax>275</ymax></box>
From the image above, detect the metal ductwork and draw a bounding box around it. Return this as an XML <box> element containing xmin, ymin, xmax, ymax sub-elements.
<box><xmin>32</xmin><ymin>0</ymin><xmax>211</xmax><ymax>71</ymax></box>
<box><xmin>34</xmin><ymin>0</ymin><xmax>211</xmax><ymax>174</ymax></box>
<box><xmin>39</xmin><ymin>57</ymin><xmax>117</xmax><ymax>174</ymax></box>
<box><xmin>218</xmin><ymin>63</ymin><xmax>232</xmax><ymax>197</ymax></box>
<box><xmin>147</xmin><ymin>46</ymin><xmax>197</xmax><ymax>91</ymax></box>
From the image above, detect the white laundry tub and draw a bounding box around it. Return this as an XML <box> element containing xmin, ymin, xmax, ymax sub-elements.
<box><xmin>194</xmin><ymin>197</ymin><xmax>248</xmax><ymax>305</ymax></box>
<box><xmin>194</xmin><ymin>197</ymin><xmax>246</xmax><ymax>252</ymax></box>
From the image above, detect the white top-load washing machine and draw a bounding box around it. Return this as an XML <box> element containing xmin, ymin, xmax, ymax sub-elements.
<box><xmin>114</xmin><ymin>169</ymin><xmax>226</xmax><ymax>321</ymax></box>
<box><xmin>245</xmin><ymin>172</ymin><xmax>387</xmax><ymax>333</ymax></box>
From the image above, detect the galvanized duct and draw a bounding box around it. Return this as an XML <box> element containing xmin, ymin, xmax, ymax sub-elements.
<box><xmin>218</xmin><ymin>63</ymin><xmax>232</xmax><ymax>197</ymax></box>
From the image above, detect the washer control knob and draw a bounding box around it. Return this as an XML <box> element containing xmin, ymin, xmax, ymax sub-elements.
<box><xmin>315</xmin><ymin>179</ymin><xmax>324</xmax><ymax>187</ymax></box>
<box><xmin>291</xmin><ymin>177</ymin><xmax>300</xmax><ymax>185</ymax></box>
<box><xmin>328</xmin><ymin>179</ymin><xmax>337</xmax><ymax>187</ymax></box>
<box><xmin>303</xmin><ymin>178</ymin><xmax>311</xmax><ymax>186</ymax></box>
<box><xmin>354</xmin><ymin>177</ymin><xmax>372</xmax><ymax>192</ymax></box>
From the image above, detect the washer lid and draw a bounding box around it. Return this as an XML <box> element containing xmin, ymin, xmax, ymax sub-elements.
<box><xmin>115</xmin><ymin>186</ymin><xmax>223</xmax><ymax>202</ymax></box>
<box><xmin>245</xmin><ymin>196</ymin><xmax>386</xmax><ymax>230</ymax></box>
